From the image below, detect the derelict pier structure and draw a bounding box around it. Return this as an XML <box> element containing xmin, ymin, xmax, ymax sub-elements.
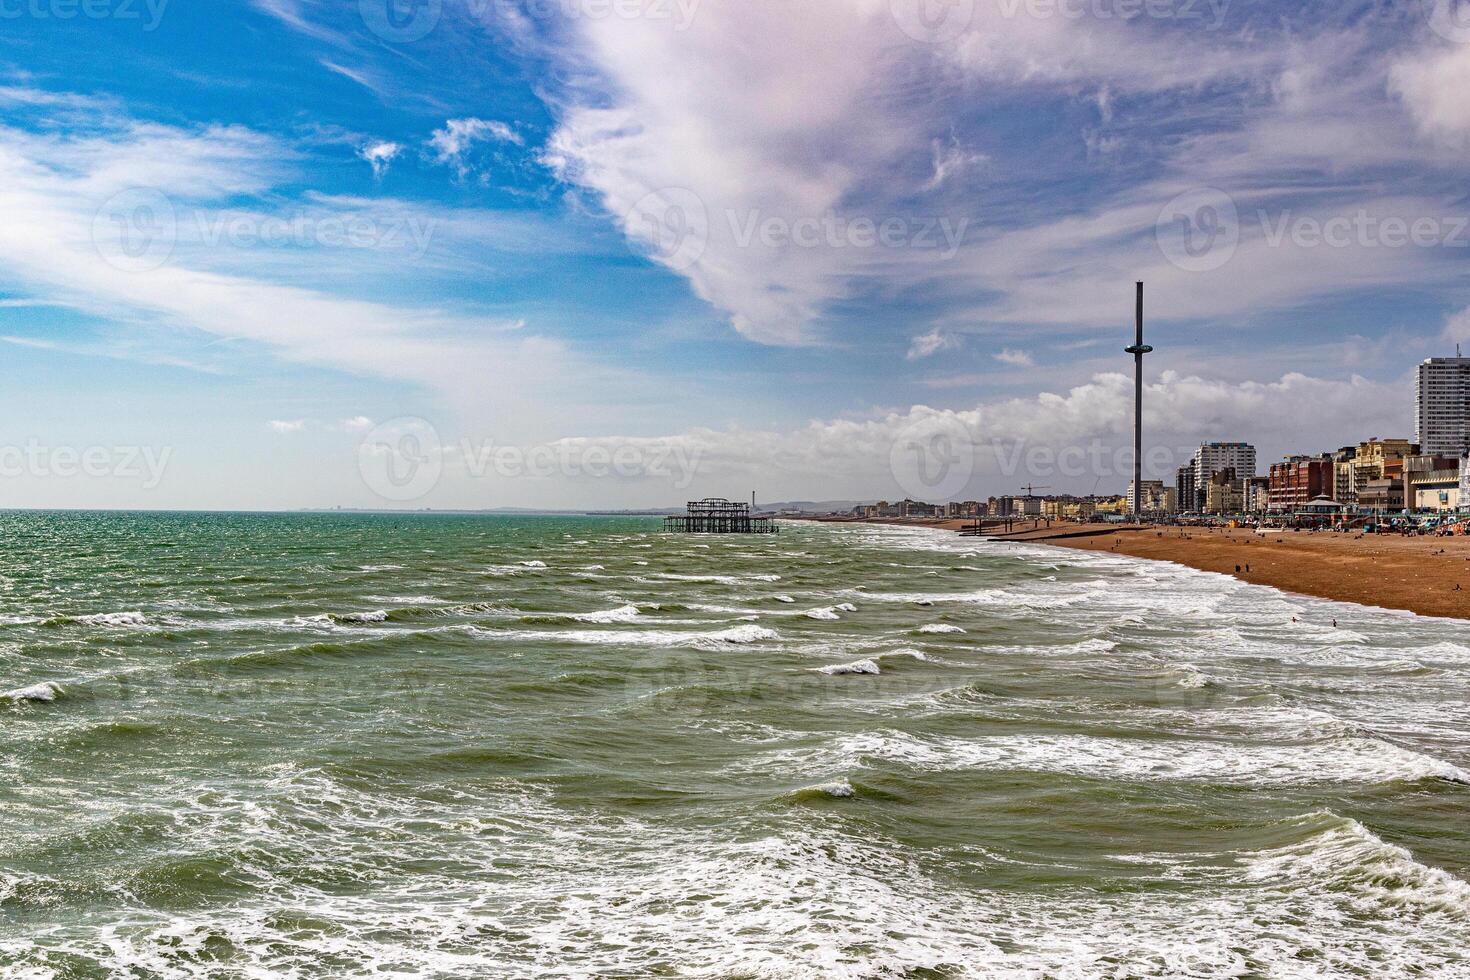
<box><xmin>664</xmin><ymin>498</ymin><xmax>779</xmax><ymax>534</ymax></box>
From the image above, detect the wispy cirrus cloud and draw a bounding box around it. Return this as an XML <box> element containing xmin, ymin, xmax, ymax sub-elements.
<box><xmin>0</xmin><ymin>86</ymin><xmax>634</xmax><ymax>433</ymax></box>
<box><xmin>428</xmin><ymin>117</ymin><xmax>522</xmax><ymax>180</ymax></box>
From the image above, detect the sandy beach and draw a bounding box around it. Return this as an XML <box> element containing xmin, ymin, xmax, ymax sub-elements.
<box><xmin>818</xmin><ymin>517</ymin><xmax>1470</xmax><ymax>620</ymax></box>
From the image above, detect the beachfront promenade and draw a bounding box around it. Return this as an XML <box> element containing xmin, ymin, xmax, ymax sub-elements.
<box><xmin>813</xmin><ymin>517</ymin><xmax>1470</xmax><ymax>620</ymax></box>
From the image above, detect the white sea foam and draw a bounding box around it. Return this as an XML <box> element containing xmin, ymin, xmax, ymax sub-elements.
<box><xmin>308</xmin><ymin>610</ymin><xmax>388</xmax><ymax>625</ymax></box>
<box><xmin>571</xmin><ymin>604</ymin><xmax>641</xmax><ymax>624</ymax></box>
<box><xmin>2</xmin><ymin>681</ymin><xmax>59</xmax><ymax>703</ymax></box>
<box><xmin>1175</xmin><ymin>669</ymin><xmax>1212</xmax><ymax>689</ymax></box>
<box><xmin>1241</xmin><ymin>813</ymin><xmax>1470</xmax><ymax>914</ymax></box>
<box><xmin>11</xmin><ymin>724</ymin><xmax>1470</xmax><ymax>980</ymax></box>
<box><xmin>1417</xmin><ymin>641</ymin><xmax>1470</xmax><ymax>662</ymax></box>
<box><xmin>653</xmin><ymin>573</ymin><xmax>782</xmax><ymax>584</ymax></box>
<box><xmin>72</xmin><ymin>611</ymin><xmax>148</xmax><ymax>628</ymax></box>
<box><xmin>772</xmin><ymin>595</ymin><xmax>796</xmax><ymax>603</ymax></box>
<box><xmin>482</xmin><ymin>624</ymin><xmax>780</xmax><ymax>648</ymax></box>
<box><xmin>706</xmin><ymin>625</ymin><xmax>779</xmax><ymax>644</ymax></box>
<box><xmin>918</xmin><ymin>624</ymin><xmax>965</xmax><ymax>634</ymax></box>
<box><xmin>794</xmin><ymin>779</ymin><xmax>854</xmax><ymax>798</ymax></box>
<box><xmin>813</xmin><ymin>649</ymin><xmax>926</xmax><ymax>675</ymax></box>
<box><xmin>804</xmin><ymin>602</ymin><xmax>856</xmax><ymax>621</ymax></box>
<box><xmin>795</xmin><ymin>730</ymin><xmax>1470</xmax><ymax>787</ymax></box>
<box><xmin>814</xmin><ymin>658</ymin><xmax>881</xmax><ymax>675</ymax></box>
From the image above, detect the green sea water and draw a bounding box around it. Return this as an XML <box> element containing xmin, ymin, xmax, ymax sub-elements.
<box><xmin>2</xmin><ymin>511</ymin><xmax>1469</xmax><ymax>978</ymax></box>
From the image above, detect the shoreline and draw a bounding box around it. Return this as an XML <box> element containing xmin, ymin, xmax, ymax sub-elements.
<box><xmin>809</xmin><ymin>517</ymin><xmax>1470</xmax><ymax>620</ymax></box>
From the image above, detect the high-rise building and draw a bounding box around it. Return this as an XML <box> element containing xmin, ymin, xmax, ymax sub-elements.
<box><xmin>1416</xmin><ymin>357</ymin><xmax>1470</xmax><ymax>457</ymax></box>
<box><xmin>1175</xmin><ymin>464</ymin><xmax>1196</xmax><ymax>514</ymax></box>
<box><xmin>1187</xmin><ymin>443</ymin><xmax>1255</xmax><ymax>510</ymax></box>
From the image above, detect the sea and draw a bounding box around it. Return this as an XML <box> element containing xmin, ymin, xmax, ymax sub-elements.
<box><xmin>1</xmin><ymin>511</ymin><xmax>1468</xmax><ymax>978</ymax></box>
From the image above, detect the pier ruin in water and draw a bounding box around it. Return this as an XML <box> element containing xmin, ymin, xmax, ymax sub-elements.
<box><xmin>664</xmin><ymin>498</ymin><xmax>779</xmax><ymax>534</ymax></box>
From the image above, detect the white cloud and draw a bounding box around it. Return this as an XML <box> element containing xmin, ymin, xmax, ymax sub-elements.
<box><xmin>544</xmin><ymin>3</ymin><xmax>1469</xmax><ymax>351</ymax></box>
<box><xmin>322</xmin><ymin>60</ymin><xmax>384</xmax><ymax>95</ymax></box>
<box><xmin>499</xmin><ymin>369</ymin><xmax>1406</xmax><ymax>503</ymax></box>
<box><xmin>1443</xmin><ymin>306</ymin><xmax>1470</xmax><ymax>345</ymax></box>
<box><xmin>546</xmin><ymin>0</ymin><xmax>925</xmax><ymax>345</ymax></box>
<box><xmin>1391</xmin><ymin>43</ymin><xmax>1470</xmax><ymax>147</ymax></box>
<box><xmin>925</xmin><ymin>136</ymin><xmax>987</xmax><ymax>191</ymax></box>
<box><xmin>907</xmin><ymin>328</ymin><xmax>959</xmax><ymax>360</ymax></box>
<box><xmin>358</xmin><ymin>140</ymin><xmax>401</xmax><ymax>179</ymax></box>
<box><xmin>428</xmin><ymin>118</ymin><xmax>521</xmax><ymax>179</ymax></box>
<box><xmin>341</xmin><ymin>415</ymin><xmax>374</xmax><ymax>430</ymax></box>
<box><xmin>994</xmin><ymin>348</ymin><xmax>1033</xmax><ymax>367</ymax></box>
<box><xmin>269</xmin><ymin>419</ymin><xmax>307</xmax><ymax>433</ymax></box>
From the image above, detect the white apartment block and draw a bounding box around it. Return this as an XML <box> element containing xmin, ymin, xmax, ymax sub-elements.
<box><xmin>1177</xmin><ymin>443</ymin><xmax>1255</xmax><ymax>511</ymax></box>
<box><xmin>1416</xmin><ymin>357</ymin><xmax>1470</xmax><ymax>458</ymax></box>
<box><xmin>1191</xmin><ymin>442</ymin><xmax>1256</xmax><ymax>486</ymax></box>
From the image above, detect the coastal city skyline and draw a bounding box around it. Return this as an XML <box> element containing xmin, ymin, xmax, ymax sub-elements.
<box><xmin>3</xmin><ymin>1</ymin><xmax>1470</xmax><ymax>510</ymax></box>
<box><xmin>835</xmin><ymin>354</ymin><xmax>1470</xmax><ymax>520</ymax></box>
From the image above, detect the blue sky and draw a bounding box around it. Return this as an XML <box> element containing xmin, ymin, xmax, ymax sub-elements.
<box><xmin>1</xmin><ymin>0</ymin><xmax>1468</xmax><ymax>509</ymax></box>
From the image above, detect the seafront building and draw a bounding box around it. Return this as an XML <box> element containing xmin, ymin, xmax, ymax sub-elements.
<box><xmin>1416</xmin><ymin>357</ymin><xmax>1470</xmax><ymax>457</ymax></box>
<box><xmin>1267</xmin><ymin>455</ymin><xmax>1334</xmax><ymax>512</ymax></box>
<box><xmin>1245</xmin><ymin>475</ymin><xmax>1272</xmax><ymax>514</ymax></box>
<box><xmin>1123</xmin><ymin>479</ymin><xmax>1175</xmax><ymax>513</ymax></box>
<box><xmin>1175</xmin><ymin>465</ymin><xmax>1195</xmax><ymax>515</ymax></box>
<box><xmin>1330</xmin><ymin>445</ymin><xmax>1359</xmax><ymax>506</ymax></box>
<box><xmin>1180</xmin><ymin>443</ymin><xmax>1255</xmax><ymax>512</ymax></box>
<box><xmin>1203</xmin><ymin>468</ymin><xmax>1245</xmax><ymax>514</ymax></box>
